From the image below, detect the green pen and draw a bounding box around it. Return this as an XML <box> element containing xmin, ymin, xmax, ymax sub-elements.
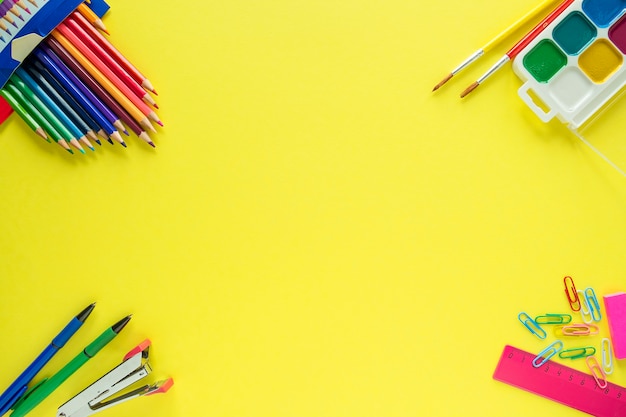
<box><xmin>10</xmin><ymin>315</ymin><xmax>131</xmax><ymax>417</ymax></box>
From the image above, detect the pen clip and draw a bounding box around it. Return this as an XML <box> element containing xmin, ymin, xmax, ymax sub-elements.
<box><xmin>11</xmin><ymin>379</ymin><xmax>47</xmax><ymax>411</ymax></box>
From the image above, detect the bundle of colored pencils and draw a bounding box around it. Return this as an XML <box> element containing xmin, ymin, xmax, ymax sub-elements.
<box><xmin>0</xmin><ymin>4</ymin><xmax>161</xmax><ymax>154</ymax></box>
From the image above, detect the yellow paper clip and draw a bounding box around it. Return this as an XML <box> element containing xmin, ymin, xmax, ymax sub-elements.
<box><xmin>602</xmin><ymin>338</ymin><xmax>614</xmax><ymax>375</ymax></box>
<box><xmin>577</xmin><ymin>290</ymin><xmax>593</xmax><ymax>324</ymax></box>
<box><xmin>554</xmin><ymin>323</ymin><xmax>600</xmax><ymax>336</ymax></box>
<box><xmin>584</xmin><ymin>287</ymin><xmax>602</xmax><ymax>322</ymax></box>
<box><xmin>533</xmin><ymin>340</ymin><xmax>563</xmax><ymax>368</ymax></box>
<box><xmin>518</xmin><ymin>312</ymin><xmax>546</xmax><ymax>339</ymax></box>
<box><xmin>558</xmin><ymin>346</ymin><xmax>596</xmax><ymax>359</ymax></box>
<box><xmin>586</xmin><ymin>356</ymin><xmax>607</xmax><ymax>389</ymax></box>
<box><xmin>535</xmin><ymin>313</ymin><xmax>572</xmax><ymax>325</ymax></box>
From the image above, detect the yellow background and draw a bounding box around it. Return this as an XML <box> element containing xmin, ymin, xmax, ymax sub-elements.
<box><xmin>1</xmin><ymin>0</ymin><xmax>626</xmax><ymax>416</ymax></box>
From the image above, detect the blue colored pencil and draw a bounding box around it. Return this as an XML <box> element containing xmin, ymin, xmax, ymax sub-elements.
<box><xmin>23</xmin><ymin>64</ymin><xmax>96</xmax><ymax>150</ymax></box>
<box><xmin>13</xmin><ymin>69</ymin><xmax>85</xmax><ymax>153</ymax></box>
<box><xmin>34</xmin><ymin>45</ymin><xmax>124</xmax><ymax>146</ymax></box>
<box><xmin>28</xmin><ymin>59</ymin><xmax>103</xmax><ymax>145</ymax></box>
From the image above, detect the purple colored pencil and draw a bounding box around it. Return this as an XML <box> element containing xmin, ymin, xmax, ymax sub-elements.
<box><xmin>35</xmin><ymin>44</ymin><xmax>121</xmax><ymax>142</ymax></box>
<box><xmin>45</xmin><ymin>36</ymin><xmax>138</xmax><ymax>136</ymax></box>
<box><xmin>40</xmin><ymin>42</ymin><xmax>123</xmax><ymax>130</ymax></box>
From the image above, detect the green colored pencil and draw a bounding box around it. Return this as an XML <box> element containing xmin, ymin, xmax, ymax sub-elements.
<box><xmin>8</xmin><ymin>76</ymin><xmax>83</xmax><ymax>153</ymax></box>
<box><xmin>3</xmin><ymin>83</ymin><xmax>72</xmax><ymax>153</ymax></box>
<box><xmin>0</xmin><ymin>88</ymin><xmax>49</xmax><ymax>142</ymax></box>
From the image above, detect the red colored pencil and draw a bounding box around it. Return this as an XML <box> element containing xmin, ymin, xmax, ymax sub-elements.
<box><xmin>64</xmin><ymin>16</ymin><xmax>157</xmax><ymax>108</ymax></box>
<box><xmin>54</xmin><ymin>22</ymin><xmax>162</xmax><ymax>127</ymax></box>
<box><xmin>71</xmin><ymin>11</ymin><xmax>157</xmax><ymax>94</ymax></box>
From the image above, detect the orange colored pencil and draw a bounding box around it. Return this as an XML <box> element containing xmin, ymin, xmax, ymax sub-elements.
<box><xmin>76</xmin><ymin>3</ymin><xmax>108</xmax><ymax>34</ymax></box>
<box><xmin>50</xmin><ymin>29</ymin><xmax>160</xmax><ymax>131</ymax></box>
<box><xmin>63</xmin><ymin>17</ymin><xmax>157</xmax><ymax>108</ymax></box>
<box><xmin>71</xmin><ymin>11</ymin><xmax>157</xmax><ymax>94</ymax></box>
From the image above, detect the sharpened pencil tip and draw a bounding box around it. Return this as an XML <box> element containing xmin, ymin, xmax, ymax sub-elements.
<box><xmin>121</xmin><ymin>142</ymin><xmax>127</xmax><ymax>148</ymax></box>
<box><xmin>149</xmin><ymin>141</ymin><xmax>156</xmax><ymax>148</ymax></box>
<box><xmin>66</xmin><ymin>148</ymin><xmax>74</xmax><ymax>154</ymax></box>
<box><xmin>94</xmin><ymin>139</ymin><xmax>102</xmax><ymax>146</ymax></box>
<box><xmin>79</xmin><ymin>148</ymin><xmax>85</xmax><ymax>154</ymax></box>
<box><xmin>433</xmin><ymin>73</ymin><xmax>453</xmax><ymax>91</ymax></box>
<box><xmin>157</xmin><ymin>121</ymin><xmax>164</xmax><ymax>127</ymax></box>
<box><xmin>460</xmin><ymin>82</ymin><xmax>479</xmax><ymax>98</ymax></box>
<box><xmin>107</xmin><ymin>138</ymin><xmax>114</xmax><ymax>145</ymax></box>
<box><xmin>152</xmin><ymin>89</ymin><xmax>158</xmax><ymax>95</ymax></box>
<box><xmin>123</xmin><ymin>130</ymin><xmax>129</xmax><ymax>136</ymax></box>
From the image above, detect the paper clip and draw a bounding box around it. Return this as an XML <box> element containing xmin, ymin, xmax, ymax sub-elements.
<box><xmin>558</xmin><ymin>346</ymin><xmax>596</xmax><ymax>360</ymax></box>
<box><xmin>586</xmin><ymin>355</ymin><xmax>608</xmax><ymax>389</ymax></box>
<box><xmin>578</xmin><ymin>289</ymin><xmax>593</xmax><ymax>324</ymax></box>
<box><xmin>564</xmin><ymin>276</ymin><xmax>581</xmax><ymax>311</ymax></box>
<box><xmin>535</xmin><ymin>313</ymin><xmax>572</xmax><ymax>325</ymax></box>
<box><xmin>584</xmin><ymin>287</ymin><xmax>601</xmax><ymax>322</ymax></box>
<box><xmin>518</xmin><ymin>312</ymin><xmax>546</xmax><ymax>339</ymax></box>
<box><xmin>554</xmin><ymin>323</ymin><xmax>600</xmax><ymax>336</ymax></box>
<box><xmin>532</xmin><ymin>340</ymin><xmax>563</xmax><ymax>368</ymax></box>
<box><xmin>602</xmin><ymin>338</ymin><xmax>614</xmax><ymax>375</ymax></box>
<box><xmin>57</xmin><ymin>339</ymin><xmax>173</xmax><ymax>417</ymax></box>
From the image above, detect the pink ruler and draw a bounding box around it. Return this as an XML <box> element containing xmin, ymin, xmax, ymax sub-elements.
<box><xmin>493</xmin><ymin>345</ymin><xmax>626</xmax><ymax>417</ymax></box>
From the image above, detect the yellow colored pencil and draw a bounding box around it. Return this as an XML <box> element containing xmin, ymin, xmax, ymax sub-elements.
<box><xmin>77</xmin><ymin>3</ymin><xmax>108</xmax><ymax>34</ymax></box>
<box><xmin>432</xmin><ymin>0</ymin><xmax>561</xmax><ymax>91</ymax></box>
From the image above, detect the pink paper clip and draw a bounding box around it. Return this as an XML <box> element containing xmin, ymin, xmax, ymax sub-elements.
<box><xmin>555</xmin><ymin>323</ymin><xmax>600</xmax><ymax>336</ymax></box>
<box><xmin>586</xmin><ymin>356</ymin><xmax>607</xmax><ymax>389</ymax></box>
<box><xmin>563</xmin><ymin>276</ymin><xmax>581</xmax><ymax>311</ymax></box>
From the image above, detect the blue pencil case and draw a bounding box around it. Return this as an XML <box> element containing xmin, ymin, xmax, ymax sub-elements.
<box><xmin>0</xmin><ymin>0</ymin><xmax>109</xmax><ymax>122</ymax></box>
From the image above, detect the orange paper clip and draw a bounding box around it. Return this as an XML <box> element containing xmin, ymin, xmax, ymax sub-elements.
<box><xmin>564</xmin><ymin>276</ymin><xmax>581</xmax><ymax>311</ymax></box>
<box><xmin>555</xmin><ymin>323</ymin><xmax>600</xmax><ymax>336</ymax></box>
<box><xmin>586</xmin><ymin>356</ymin><xmax>607</xmax><ymax>389</ymax></box>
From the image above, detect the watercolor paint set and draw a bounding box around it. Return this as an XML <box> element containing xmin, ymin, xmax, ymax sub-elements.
<box><xmin>512</xmin><ymin>0</ymin><xmax>626</xmax><ymax>136</ymax></box>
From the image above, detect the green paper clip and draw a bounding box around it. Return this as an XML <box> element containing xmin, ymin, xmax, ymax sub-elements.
<box><xmin>535</xmin><ymin>313</ymin><xmax>572</xmax><ymax>325</ymax></box>
<box><xmin>558</xmin><ymin>346</ymin><xmax>596</xmax><ymax>360</ymax></box>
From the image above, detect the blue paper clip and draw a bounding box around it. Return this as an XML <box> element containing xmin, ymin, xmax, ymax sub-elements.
<box><xmin>584</xmin><ymin>287</ymin><xmax>601</xmax><ymax>322</ymax></box>
<box><xmin>533</xmin><ymin>340</ymin><xmax>563</xmax><ymax>368</ymax></box>
<box><xmin>518</xmin><ymin>312</ymin><xmax>546</xmax><ymax>339</ymax></box>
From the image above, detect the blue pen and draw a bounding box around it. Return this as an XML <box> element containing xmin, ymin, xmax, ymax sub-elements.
<box><xmin>0</xmin><ymin>303</ymin><xmax>95</xmax><ymax>416</ymax></box>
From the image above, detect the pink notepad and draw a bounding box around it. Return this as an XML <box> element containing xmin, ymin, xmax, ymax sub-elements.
<box><xmin>604</xmin><ymin>293</ymin><xmax>626</xmax><ymax>359</ymax></box>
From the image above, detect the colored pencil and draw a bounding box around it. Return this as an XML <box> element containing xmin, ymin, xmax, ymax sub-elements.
<box><xmin>4</xmin><ymin>3</ymin><xmax>24</xmax><ymax>21</ymax></box>
<box><xmin>35</xmin><ymin>44</ymin><xmax>125</xmax><ymax>146</ymax></box>
<box><xmin>44</xmin><ymin>38</ymin><xmax>131</xmax><ymax>137</ymax></box>
<box><xmin>63</xmin><ymin>18</ymin><xmax>157</xmax><ymax>108</ymax></box>
<box><xmin>76</xmin><ymin>3</ymin><xmax>108</xmax><ymax>34</ymax></box>
<box><xmin>11</xmin><ymin>73</ymin><xmax>85</xmax><ymax>153</ymax></box>
<box><xmin>432</xmin><ymin>0</ymin><xmax>562</xmax><ymax>91</ymax></box>
<box><xmin>460</xmin><ymin>0</ymin><xmax>574</xmax><ymax>98</ymax></box>
<box><xmin>11</xmin><ymin>0</ymin><xmax>31</xmax><ymax>14</ymax></box>
<box><xmin>15</xmin><ymin>68</ymin><xmax>91</xmax><ymax>151</ymax></box>
<box><xmin>44</xmin><ymin>38</ymin><xmax>154</xmax><ymax>147</ymax></box>
<box><xmin>29</xmin><ymin>58</ymin><xmax>103</xmax><ymax>145</ymax></box>
<box><xmin>23</xmin><ymin>63</ymin><xmax>97</xmax><ymax>148</ymax></box>
<box><xmin>0</xmin><ymin>87</ymin><xmax>49</xmax><ymax>140</ymax></box>
<box><xmin>51</xmin><ymin>29</ymin><xmax>162</xmax><ymax>130</ymax></box>
<box><xmin>4</xmin><ymin>82</ymin><xmax>72</xmax><ymax>152</ymax></box>
<box><xmin>72</xmin><ymin>11</ymin><xmax>157</xmax><ymax>94</ymax></box>
<box><xmin>0</xmin><ymin>21</ymin><xmax>12</xmax><ymax>35</ymax></box>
